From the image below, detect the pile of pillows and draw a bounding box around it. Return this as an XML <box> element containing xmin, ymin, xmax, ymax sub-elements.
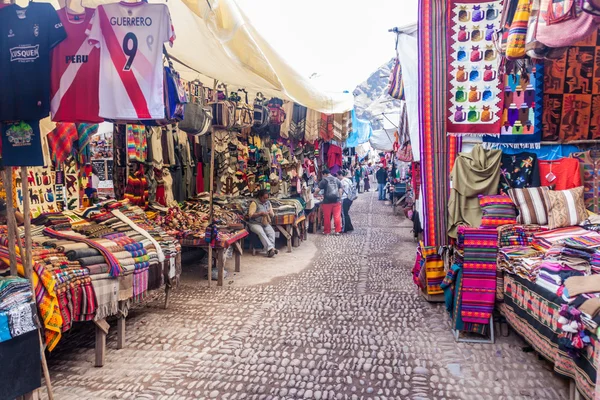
<box><xmin>478</xmin><ymin>186</ymin><xmax>588</xmax><ymax>230</ymax></box>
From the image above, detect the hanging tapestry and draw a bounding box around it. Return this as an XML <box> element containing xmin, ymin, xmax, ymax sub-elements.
<box><xmin>461</xmin><ymin>227</ymin><xmax>498</xmax><ymax>324</ymax></box>
<box><xmin>13</xmin><ymin>160</ymin><xmax>80</xmax><ymax>218</ymax></box>
<box><xmin>542</xmin><ymin>29</ymin><xmax>600</xmax><ymax>142</ymax></box>
<box><xmin>419</xmin><ymin>0</ymin><xmax>461</xmax><ymax>247</ymax></box>
<box><xmin>484</xmin><ymin>61</ymin><xmax>544</xmax><ymax>148</ymax></box>
<box><xmin>446</xmin><ymin>0</ymin><xmax>504</xmax><ymax>136</ymax></box>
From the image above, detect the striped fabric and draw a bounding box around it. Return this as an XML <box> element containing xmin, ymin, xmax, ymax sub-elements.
<box><xmin>420</xmin><ymin>242</ymin><xmax>445</xmax><ymax>295</ymax></box>
<box><xmin>508</xmin><ymin>186</ymin><xmax>550</xmax><ymax>225</ymax></box>
<box><xmin>461</xmin><ymin>228</ymin><xmax>498</xmax><ymax>325</ymax></box>
<box><xmin>479</xmin><ymin>194</ymin><xmax>517</xmax><ymax>228</ymax></box>
<box><xmin>543</xmin><ymin>187</ymin><xmax>588</xmax><ymax>230</ymax></box>
<box><xmin>419</xmin><ymin>0</ymin><xmax>460</xmax><ymax>247</ymax></box>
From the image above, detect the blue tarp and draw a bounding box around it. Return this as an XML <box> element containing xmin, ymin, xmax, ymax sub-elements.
<box><xmin>346</xmin><ymin>109</ymin><xmax>373</xmax><ymax>148</ymax></box>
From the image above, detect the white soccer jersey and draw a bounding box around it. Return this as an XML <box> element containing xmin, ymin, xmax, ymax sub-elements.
<box><xmin>86</xmin><ymin>2</ymin><xmax>175</xmax><ymax>120</ymax></box>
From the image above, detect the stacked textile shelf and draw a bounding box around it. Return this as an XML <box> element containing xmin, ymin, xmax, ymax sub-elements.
<box><xmin>501</xmin><ymin>273</ymin><xmax>598</xmax><ymax>400</ymax></box>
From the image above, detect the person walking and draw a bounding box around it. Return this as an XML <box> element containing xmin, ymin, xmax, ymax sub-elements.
<box><xmin>364</xmin><ymin>163</ymin><xmax>371</xmax><ymax>192</ymax></box>
<box><xmin>337</xmin><ymin>170</ymin><xmax>355</xmax><ymax>233</ymax></box>
<box><xmin>376</xmin><ymin>164</ymin><xmax>387</xmax><ymax>201</ymax></box>
<box><xmin>248</xmin><ymin>189</ymin><xmax>278</xmax><ymax>257</ymax></box>
<box><xmin>315</xmin><ymin>167</ymin><xmax>343</xmax><ymax>235</ymax></box>
<box><xmin>354</xmin><ymin>164</ymin><xmax>364</xmax><ymax>192</ymax></box>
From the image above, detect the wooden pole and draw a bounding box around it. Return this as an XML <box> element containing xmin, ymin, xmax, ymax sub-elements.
<box><xmin>206</xmin><ymin>80</ymin><xmax>218</xmax><ymax>287</ymax></box>
<box><xmin>3</xmin><ymin>168</ymin><xmax>17</xmax><ymax>275</ymax></box>
<box><xmin>19</xmin><ymin>167</ymin><xmax>54</xmax><ymax>400</ymax></box>
<box><xmin>207</xmin><ymin>127</ymin><xmax>216</xmax><ymax>287</ymax></box>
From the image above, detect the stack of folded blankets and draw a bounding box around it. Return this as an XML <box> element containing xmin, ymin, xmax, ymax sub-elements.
<box><xmin>531</xmin><ymin>227</ymin><xmax>595</xmax><ymax>252</ymax></box>
<box><xmin>497</xmin><ymin>246</ymin><xmax>543</xmax><ymax>281</ymax></box>
<box><xmin>0</xmin><ymin>276</ymin><xmax>38</xmax><ymax>343</ymax></box>
<box><xmin>536</xmin><ymin>260</ymin><xmax>587</xmax><ymax>297</ymax></box>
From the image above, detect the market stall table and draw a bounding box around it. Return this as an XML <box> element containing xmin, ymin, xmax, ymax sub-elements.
<box><xmin>179</xmin><ymin>230</ymin><xmax>249</xmax><ymax>286</ymax></box>
<box><xmin>500</xmin><ymin>272</ymin><xmax>597</xmax><ymax>400</ymax></box>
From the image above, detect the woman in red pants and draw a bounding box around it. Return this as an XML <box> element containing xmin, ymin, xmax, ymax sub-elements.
<box><xmin>314</xmin><ymin>167</ymin><xmax>343</xmax><ymax>235</ymax></box>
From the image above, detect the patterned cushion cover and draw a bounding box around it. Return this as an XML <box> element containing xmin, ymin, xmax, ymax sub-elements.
<box><xmin>543</xmin><ymin>186</ymin><xmax>588</xmax><ymax>230</ymax></box>
<box><xmin>507</xmin><ymin>187</ymin><xmax>550</xmax><ymax>225</ymax></box>
<box><xmin>479</xmin><ymin>195</ymin><xmax>517</xmax><ymax>228</ymax></box>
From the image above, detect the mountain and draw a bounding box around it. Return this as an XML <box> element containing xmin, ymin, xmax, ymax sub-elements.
<box><xmin>353</xmin><ymin>59</ymin><xmax>402</xmax><ymax>131</ymax></box>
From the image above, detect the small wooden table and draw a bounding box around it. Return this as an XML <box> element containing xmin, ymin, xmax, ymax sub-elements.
<box><xmin>179</xmin><ymin>230</ymin><xmax>248</xmax><ymax>287</ymax></box>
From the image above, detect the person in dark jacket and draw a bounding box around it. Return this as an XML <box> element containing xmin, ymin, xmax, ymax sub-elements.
<box><xmin>376</xmin><ymin>165</ymin><xmax>387</xmax><ymax>201</ymax></box>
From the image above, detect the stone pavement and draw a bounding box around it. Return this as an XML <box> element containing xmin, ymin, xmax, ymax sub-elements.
<box><xmin>43</xmin><ymin>190</ymin><xmax>570</xmax><ymax>400</ymax></box>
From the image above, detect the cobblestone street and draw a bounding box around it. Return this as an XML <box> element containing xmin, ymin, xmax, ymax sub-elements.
<box><xmin>44</xmin><ymin>191</ymin><xmax>570</xmax><ymax>400</ymax></box>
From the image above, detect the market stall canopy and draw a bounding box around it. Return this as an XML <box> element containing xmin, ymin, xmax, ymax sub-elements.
<box><xmin>370</xmin><ymin>128</ymin><xmax>396</xmax><ymax>152</ymax></box>
<box><xmin>394</xmin><ymin>23</ymin><xmax>419</xmax><ymax>161</ymax></box>
<box><xmin>47</xmin><ymin>0</ymin><xmax>354</xmax><ymax>114</ymax></box>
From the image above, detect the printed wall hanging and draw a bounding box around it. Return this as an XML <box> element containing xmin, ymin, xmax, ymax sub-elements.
<box><xmin>542</xmin><ymin>29</ymin><xmax>600</xmax><ymax>142</ymax></box>
<box><xmin>447</xmin><ymin>0</ymin><xmax>505</xmax><ymax>136</ymax></box>
<box><xmin>484</xmin><ymin>61</ymin><xmax>544</xmax><ymax>148</ymax></box>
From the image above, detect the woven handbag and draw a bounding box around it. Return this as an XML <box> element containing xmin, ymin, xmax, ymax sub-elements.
<box><xmin>387</xmin><ymin>57</ymin><xmax>406</xmax><ymax>100</ymax></box>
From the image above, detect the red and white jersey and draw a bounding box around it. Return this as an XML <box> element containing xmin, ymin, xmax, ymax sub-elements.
<box><xmin>86</xmin><ymin>2</ymin><xmax>175</xmax><ymax>120</ymax></box>
<box><xmin>51</xmin><ymin>8</ymin><xmax>102</xmax><ymax>123</ymax></box>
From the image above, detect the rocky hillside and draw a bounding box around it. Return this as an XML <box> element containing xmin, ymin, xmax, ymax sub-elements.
<box><xmin>353</xmin><ymin>59</ymin><xmax>403</xmax><ymax>131</ymax></box>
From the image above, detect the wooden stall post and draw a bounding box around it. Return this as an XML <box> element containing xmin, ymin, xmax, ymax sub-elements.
<box><xmin>3</xmin><ymin>168</ymin><xmax>17</xmax><ymax>275</ymax></box>
<box><xmin>19</xmin><ymin>167</ymin><xmax>55</xmax><ymax>400</ymax></box>
<box><xmin>206</xmin><ymin>80</ymin><xmax>218</xmax><ymax>287</ymax></box>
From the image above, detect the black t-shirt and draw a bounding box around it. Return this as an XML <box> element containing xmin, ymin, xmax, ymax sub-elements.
<box><xmin>0</xmin><ymin>3</ymin><xmax>66</xmax><ymax>121</ymax></box>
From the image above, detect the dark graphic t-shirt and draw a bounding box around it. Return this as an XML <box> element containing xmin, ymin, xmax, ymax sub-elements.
<box><xmin>1</xmin><ymin>120</ymin><xmax>43</xmax><ymax>166</ymax></box>
<box><xmin>0</xmin><ymin>3</ymin><xmax>66</xmax><ymax>120</ymax></box>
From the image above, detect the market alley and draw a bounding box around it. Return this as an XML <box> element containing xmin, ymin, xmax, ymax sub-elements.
<box><xmin>44</xmin><ymin>191</ymin><xmax>569</xmax><ymax>400</ymax></box>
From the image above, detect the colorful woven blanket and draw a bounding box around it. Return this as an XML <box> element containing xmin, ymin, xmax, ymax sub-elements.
<box><xmin>461</xmin><ymin>228</ymin><xmax>498</xmax><ymax>324</ymax></box>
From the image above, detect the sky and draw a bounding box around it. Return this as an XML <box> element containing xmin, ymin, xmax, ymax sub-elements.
<box><xmin>235</xmin><ymin>0</ymin><xmax>418</xmax><ymax>93</ymax></box>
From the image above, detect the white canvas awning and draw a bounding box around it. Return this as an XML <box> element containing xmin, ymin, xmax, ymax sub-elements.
<box><xmin>47</xmin><ymin>0</ymin><xmax>353</xmax><ymax>114</ymax></box>
<box><xmin>370</xmin><ymin>128</ymin><xmax>396</xmax><ymax>152</ymax></box>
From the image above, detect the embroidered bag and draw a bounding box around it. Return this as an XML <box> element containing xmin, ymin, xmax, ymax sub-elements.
<box><xmin>388</xmin><ymin>34</ymin><xmax>406</xmax><ymax>100</ymax></box>
<box><xmin>506</xmin><ymin>0</ymin><xmax>531</xmax><ymax>60</ymax></box>
<box><xmin>209</xmin><ymin>84</ymin><xmax>235</xmax><ymax>129</ymax></box>
<box><xmin>253</xmin><ymin>92</ymin><xmax>270</xmax><ymax>129</ymax></box>
<box><xmin>179</xmin><ymin>80</ymin><xmax>212</xmax><ymax>135</ymax></box>
<box><xmin>536</xmin><ymin>0</ymin><xmax>600</xmax><ymax>47</ymax></box>
<box><xmin>396</xmin><ymin>103</ymin><xmax>413</xmax><ymax>162</ymax></box>
<box><xmin>268</xmin><ymin>98</ymin><xmax>287</xmax><ymax>126</ymax></box>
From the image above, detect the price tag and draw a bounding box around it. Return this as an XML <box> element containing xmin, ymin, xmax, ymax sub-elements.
<box><xmin>546</xmin><ymin>171</ymin><xmax>556</xmax><ymax>183</ymax></box>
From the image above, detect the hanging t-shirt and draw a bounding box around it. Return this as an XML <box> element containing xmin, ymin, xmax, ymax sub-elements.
<box><xmin>50</xmin><ymin>7</ymin><xmax>102</xmax><ymax>123</ymax></box>
<box><xmin>539</xmin><ymin>158</ymin><xmax>582</xmax><ymax>191</ymax></box>
<box><xmin>86</xmin><ymin>2</ymin><xmax>175</xmax><ymax>120</ymax></box>
<box><xmin>1</xmin><ymin>120</ymin><xmax>43</xmax><ymax>166</ymax></box>
<box><xmin>0</xmin><ymin>3</ymin><xmax>67</xmax><ymax>121</ymax></box>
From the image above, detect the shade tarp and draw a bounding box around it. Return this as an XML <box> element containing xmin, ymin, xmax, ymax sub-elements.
<box><xmin>370</xmin><ymin>128</ymin><xmax>396</xmax><ymax>152</ymax></box>
<box><xmin>346</xmin><ymin>110</ymin><xmax>373</xmax><ymax>148</ymax></box>
<box><xmin>47</xmin><ymin>0</ymin><xmax>353</xmax><ymax>114</ymax></box>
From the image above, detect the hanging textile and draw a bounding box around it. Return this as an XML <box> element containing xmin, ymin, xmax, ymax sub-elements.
<box><xmin>542</xmin><ymin>28</ymin><xmax>600</xmax><ymax>142</ymax></box>
<box><xmin>446</xmin><ymin>0</ymin><xmax>504</xmax><ymax>136</ymax></box>
<box><xmin>484</xmin><ymin>62</ymin><xmax>544</xmax><ymax>148</ymax></box>
<box><xmin>461</xmin><ymin>228</ymin><xmax>498</xmax><ymax>324</ymax></box>
<box><xmin>419</xmin><ymin>0</ymin><xmax>461</xmax><ymax>247</ymax></box>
